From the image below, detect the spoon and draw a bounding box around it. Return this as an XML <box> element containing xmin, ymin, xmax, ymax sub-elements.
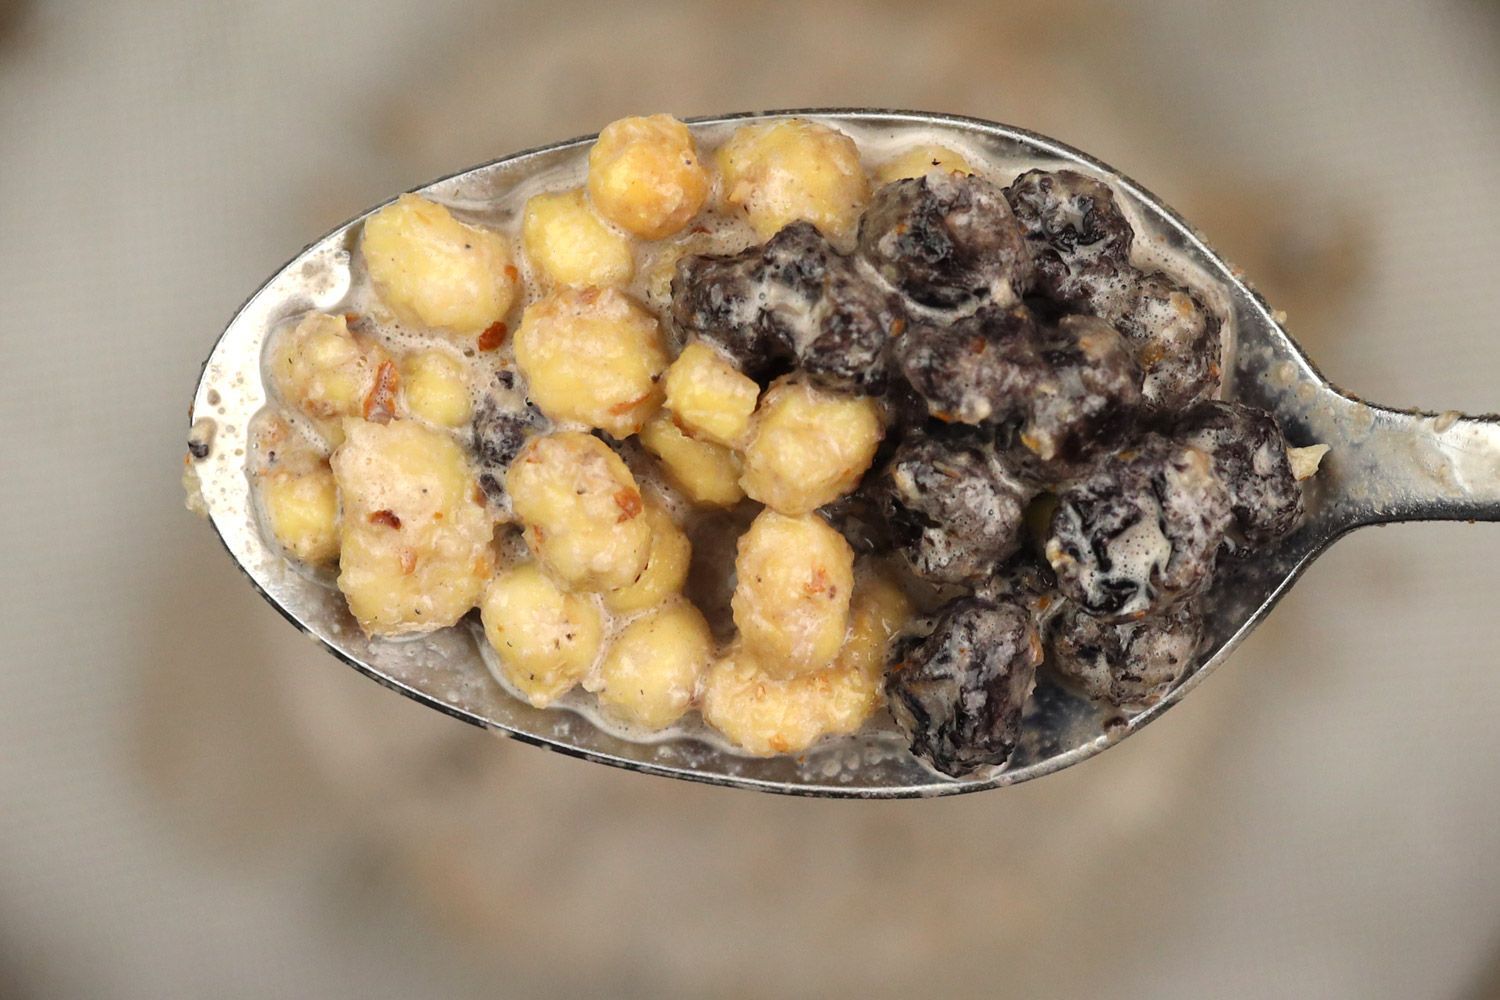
<box><xmin>188</xmin><ymin>109</ymin><xmax>1500</xmax><ymax>797</ymax></box>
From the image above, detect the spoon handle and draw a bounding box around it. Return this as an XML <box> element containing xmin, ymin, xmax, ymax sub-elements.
<box><xmin>1321</xmin><ymin>393</ymin><xmax>1500</xmax><ymax>527</ymax></box>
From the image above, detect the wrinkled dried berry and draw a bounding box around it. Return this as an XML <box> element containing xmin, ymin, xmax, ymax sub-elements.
<box><xmin>1115</xmin><ymin>272</ymin><xmax>1221</xmax><ymax>409</ymax></box>
<box><xmin>1045</xmin><ymin>434</ymin><xmax>1231</xmax><ymax>622</ymax></box>
<box><xmin>885</xmin><ymin>597</ymin><xmax>1043</xmax><ymax>776</ymax></box>
<box><xmin>471</xmin><ymin>368</ymin><xmax>548</xmax><ymax>505</ymax></box>
<box><xmin>857</xmin><ymin>172</ymin><xmax>1030</xmax><ymax>312</ymax></box>
<box><xmin>1007</xmin><ymin>169</ymin><xmax>1135</xmax><ymax>306</ymax></box>
<box><xmin>1020</xmin><ymin>314</ymin><xmax>1143</xmax><ymax>468</ymax></box>
<box><xmin>880</xmin><ymin>431</ymin><xmax>1035</xmax><ymax>584</ymax></box>
<box><xmin>895</xmin><ymin>304</ymin><xmax>1044</xmax><ymax>424</ymax></box>
<box><xmin>819</xmin><ymin>486</ymin><xmax>895</xmax><ymax>556</ymax></box>
<box><xmin>670</xmin><ymin>244</ymin><xmax>785</xmax><ymax>377</ymax></box>
<box><xmin>1176</xmin><ymin>400</ymin><xmax>1301</xmax><ymax>542</ymax></box>
<box><xmin>1048</xmin><ymin>601</ymin><xmax>1202</xmax><ymax>705</ymax></box>
<box><xmin>760</xmin><ymin>223</ymin><xmax>902</xmax><ymax>390</ymax></box>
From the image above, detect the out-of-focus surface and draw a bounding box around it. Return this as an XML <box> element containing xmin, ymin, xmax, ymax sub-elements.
<box><xmin>4</xmin><ymin>1</ymin><xmax>1500</xmax><ymax>997</ymax></box>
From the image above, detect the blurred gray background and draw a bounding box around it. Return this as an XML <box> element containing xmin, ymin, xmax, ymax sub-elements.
<box><xmin>4</xmin><ymin>1</ymin><xmax>1500</xmax><ymax>997</ymax></box>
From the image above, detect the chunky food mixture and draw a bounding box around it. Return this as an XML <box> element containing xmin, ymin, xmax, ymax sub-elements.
<box><xmin>239</xmin><ymin>113</ymin><xmax>1324</xmax><ymax>777</ymax></box>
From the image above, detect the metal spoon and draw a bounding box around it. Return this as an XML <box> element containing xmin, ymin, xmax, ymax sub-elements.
<box><xmin>188</xmin><ymin>109</ymin><xmax>1500</xmax><ymax>798</ymax></box>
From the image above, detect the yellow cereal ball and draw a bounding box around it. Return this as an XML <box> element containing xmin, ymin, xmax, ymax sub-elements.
<box><xmin>662</xmin><ymin>342</ymin><xmax>760</xmax><ymax>448</ymax></box>
<box><xmin>596</xmin><ymin>599</ymin><xmax>713</xmax><ymax>729</ymax></box>
<box><xmin>731</xmin><ymin>509</ymin><xmax>855</xmax><ymax>677</ymax></box>
<box><xmin>638</xmin><ymin>409</ymin><xmax>745</xmax><ymax>507</ymax></box>
<box><xmin>332</xmin><ymin>419</ymin><xmax>494</xmax><ymax>636</ymax></box>
<box><xmin>514</xmin><ymin>287</ymin><xmax>668</xmax><ymax>438</ymax></box>
<box><xmin>699</xmin><ymin>643</ymin><xmax>880</xmax><ymax>756</ymax></box>
<box><xmin>521</xmin><ymin>188</ymin><xmax>635</xmax><ymax>288</ymax></box>
<box><xmin>362</xmin><ymin>193</ymin><xmax>518</xmax><ymax>336</ymax></box>
<box><xmin>836</xmin><ymin>569</ymin><xmax>914</xmax><ymax>676</ymax></box>
<box><xmin>399</xmin><ymin>350</ymin><xmax>472</xmax><ymax>428</ymax></box>
<box><xmin>739</xmin><ymin>377</ymin><xmax>883</xmax><ymax>515</ymax></box>
<box><xmin>506</xmin><ymin>431</ymin><xmax>653</xmax><ymax>592</ymax></box>
<box><xmin>269</xmin><ymin>312</ymin><xmax>389</xmax><ymax>446</ymax></box>
<box><xmin>603</xmin><ymin>500</ymin><xmax>692</xmax><ymax>614</ymax></box>
<box><xmin>480</xmin><ymin>563</ymin><xmax>603</xmax><ymax>707</ymax></box>
<box><xmin>873</xmin><ymin>144</ymin><xmax>976</xmax><ymax>184</ymax></box>
<box><xmin>261</xmin><ymin>464</ymin><xmax>340</xmax><ymax>565</ymax></box>
<box><xmin>716</xmin><ymin>119</ymin><xmax>870</xmax><ymax>239</ymax></box>
<box><xmin>587</xmin><ymin>114</ymin><xmax>711</xmax><ymax>240</ymax></box>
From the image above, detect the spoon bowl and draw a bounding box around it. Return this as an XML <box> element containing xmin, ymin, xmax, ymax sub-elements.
<box><xmin>188</xmin><ymin>109</ymin><xmax>1500</xmax><ymax>797</ymax></box>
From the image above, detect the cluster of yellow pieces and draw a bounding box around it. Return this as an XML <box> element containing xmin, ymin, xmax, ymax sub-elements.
<box><xmin>259</xmin><ymin>114</ymin><xmax>977</xmax><ymax>755</ymax></box>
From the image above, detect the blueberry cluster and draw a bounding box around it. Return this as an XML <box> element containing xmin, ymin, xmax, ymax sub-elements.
<box><xmin>671</xmin><ymin>169</ymin><xmax>1306</xmax><ymax>777</ymax></box>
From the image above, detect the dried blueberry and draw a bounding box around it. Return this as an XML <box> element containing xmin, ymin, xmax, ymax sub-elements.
<box><xmin>1115</xmin><ymin>272</ymin><xmax>1222</xmax><ymax>409</ymax></box>
<box><xmin>895</xmin><ymin>304</ymin><xmax>1044</xmax><ymax>424</ymax></box>
<box><xmin>1020</xmin><ymin>314</ymin><xmax>1143</xmax><ymax>468</ymax></box>
<box><xmin>879</xmin><ymin>431</ymin><xmax>1036</xmax><ymax>584</ymax></box>
<box><xmin>885</xmin><ymin>597</ymin><xmax>1043</xmax><ymax>777</ymax></box>
<box><xmin>1048</xmin><ymin>600</ymin><xmax>1202</xmax><ymax>706</ymax></box>
<box><xmin>670</xmin><ymin>245</ymin><xmax>787</xmax><ymax>377</ymax></box>
<box><xmin>471</xmin><ymin>368</ymin><xmax>548</xmax><ymax>505</ymax></box>
<box><xmin>1006</xmin><ymin>169</ymin><xmax>1135</xmax><ymax>306</ymax></box>
<box><xmin>1045</xmin><ymin>434</ymin><xmax>1231</xmax><ymax>622</ymax></box>
<box><xmin>857</xmin><ymin>172</ymin><xmax>1030</xmax><ymax>312</ymax></box>
<box><xmin>1176</xmin><ymin>400</ymin><xmax>1302</xmax><ymax>542</ymax></box>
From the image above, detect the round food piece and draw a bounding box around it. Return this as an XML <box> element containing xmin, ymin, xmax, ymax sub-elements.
<box><xmin>1048</xmin><ymin>601</ymin><xmax>1201</xmax><ymax>706</ymax></box>
<box><xmin>857</xmin><ymin>172</ymin><xmax>1030</xmax><ymax>312</ymax></box>
<box><xmin>874</xmin><ymin>144</ymin><xmax>975</xmax><ymax>184</ymax></box>
<box><xmin>669</xmin><ymin>243</ymin><xmax>787</xmax><ymax>377</ymax></box>
<box><xmin>884</xmin><ymin>597</ymin><xmax>1043</xmax><ymax>777</ymax></box>
<box><xmin>586</xmin><ymin>114</ymin><xmax>710</xmax><ymax>240</ymax></box>
<box><xmin>879</xmin><ymin>431</ymin><xmax>1034</xmax><ymax>585</ymax></box>
<box><xmin>716</xmin><ymin>119</ymin><xmax>871</xmax><ymax>238</ymax></box>
<box><xmin>731</xmin><ymin>509</ymin><xmax>856</xmax><ymax>677</ymax></box>
<box><xmin>738</xmin><ymin>376</ymin><xmax>884</xmax><ymax>516</ymax></box>
<box><xmin>662</xmin><ymin>342</ymin><xmax>760</xmax><ymax>447</ymax></box>
<box><xmin>596</xmin><ymin>599</ymin><xmax>713</xmax><ymax>730</ymax></box>
<box><xmin>1175</xmin><ymin>400</ymin><xmax>1302</xmax><ymax>542</ymax></box>
<box><xmin>470</xmin><ymin>368</ymin><xmax>548</xmax><ymax>511</ymax></box>
<box><xmin>269</xmin><ymin>312</ymin><xmax>389</xmax><ymax>445</ymax></box>
<box><xmin>1045</xmin><ymin>434</ymin><xmax>1231</xmax><ymax>622</ymax></box>
<box><xmin>514</xmin><ymin>286</ymin><xmax>668</xmax><ymax>438</ymax></box>
<box><xmin>602</xmin><ymin>499</ymin><xmax>692</xmax><ymax>614</ymax></box>
<box><xmin>1006</xmin><ymin>169</ymin><xmax>1135</xmax><ymax>307</ymax></box>
<box><xmin>362</xmin><ymin>194</ymin><xmax>518</xmax><ymax>336</ymax></box>
<box><xmin>1019</xmin><ymin>314</ymin><xmax>1143</xmax><ymax>467</ymax></box>
<box><xmin>894</xmin><ymin>304</ymin><xmax>1044</xmax><ymax>424</ymax></box>
<box><xmin>261</xmin><ymin>464</ymin><xmax>340</xmax><ymax>565</ymax></box>
<box><xmin>400</xmin><ymin>349</ymin><xmax>472</xmax><ymax>428</ymax></box>
<box><xmin>1115</xmin><ymin>272</ymin><xmax>1222</xmax><ymax>409</ymax></box>
<box><xmin>758</xmin><ymin>222</ymin><xmax>902</xmax><ymax>390</ymax></box>
<box><xmin>480</xmin><ymin>562</ymin><xmax>603</xmax><ymax>707</ymax></box>
<box><xmin>637</xmin><ymin>409</ymin><xmax>745</xmax><ymax>507</ymax></box>
<box><xmin>506</xmin><ymin>431</ymin><xmax>653</xmax><ymax>592</ymax></box>
<box><xmin>521</xmin><ymin>187</ymin><xmax>635</xmax><ymax>288</ymax></box>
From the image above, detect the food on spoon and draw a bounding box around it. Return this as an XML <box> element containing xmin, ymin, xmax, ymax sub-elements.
<box><xmin>241</xmin><ymin>112</ymin><xmax>1325</xmax><ymax>778</ymax></box>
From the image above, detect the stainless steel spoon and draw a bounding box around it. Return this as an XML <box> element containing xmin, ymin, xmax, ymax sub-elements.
<box><xmin>188</xmin><ymin>109</ymin><xmax>1500</xmax><ymax>798</ymax></box>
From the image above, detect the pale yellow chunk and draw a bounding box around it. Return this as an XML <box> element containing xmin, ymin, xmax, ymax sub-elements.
<box><xmin>514</xmin><ymin>287</ymin><xmax>668</xmax><ymax>438</ymax></box>
<box><xmin>262</xmin><ymin>464</ymin><xmax>340</xmax><ymax>565</ymax></box>
<box><xmin>399</xmin><ymin>350</ymin><xmax>471</xmax><ymax>428</ymax></box>
<box><xmin>732</xmin><ymin>510</ymin><xmax>854</xmax><ymax>677</ymax></box>
<box><xmin>332</xmin><ymin>419</ymin><xmax>493</xmax><ymax>636</ymax></box>
<box><xmin>739</xmin><ymin>377</ymin><xmax>883</xmax><ymax>515</ymax></box>
<box><xmin>362</xmin><ymin>193</ymin><xmax>518</xmax><ymax>336</ymax></box>
<box><xmin>638</xmin><ymin>410</ymin><xmax>744</xmax><ymax>507</ymax></box>
<box><xmin>874</xmin><ymin>144</ymin><xmax>976</xmax><ymax>184</ymax></box>
<box><xmin>603</xmin><ymin>500</ymin><xmax>691</xmax><ymax>614</ymax></box>
<box><xmin>701</xmin><ymin>571</ymin><xmax>911</xmax><ymax>755</ymax></box>
<box><xmin>587</xmin><ymin>114</ymin><xmax>711</xmax><ymax>240</ymax></box>
<box><xmin>521</xmin><ymin>188</ymin><xmax>635</xmax><ymax>289</ymax></box>
<box><xmin>480</xmin><ymin>563</ymin><xmax>603</xmax><ymax>707</ymax></box>
<box><xmin>597</xmin><ymin>600</ymin><xmax>713</xmax><ymax>729</ymax></box>
<box><xmin>506</xmin><ymin>431</ymin><xmax>652</xmax><ymax>592</ymax></box>
<box><xmin>662</xmin><ymin>342</ymin><xmax>759</xmax><ymax>448</ymax></box>
<box><xmin>269</xmin><ymin>312</ymin><xmax>388</xmax><ymax>445</ymax></box>
<box><xmin>716</xmin><ymin>119</ymin><xmax>870</xmax><ymax>239</ymax></box>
